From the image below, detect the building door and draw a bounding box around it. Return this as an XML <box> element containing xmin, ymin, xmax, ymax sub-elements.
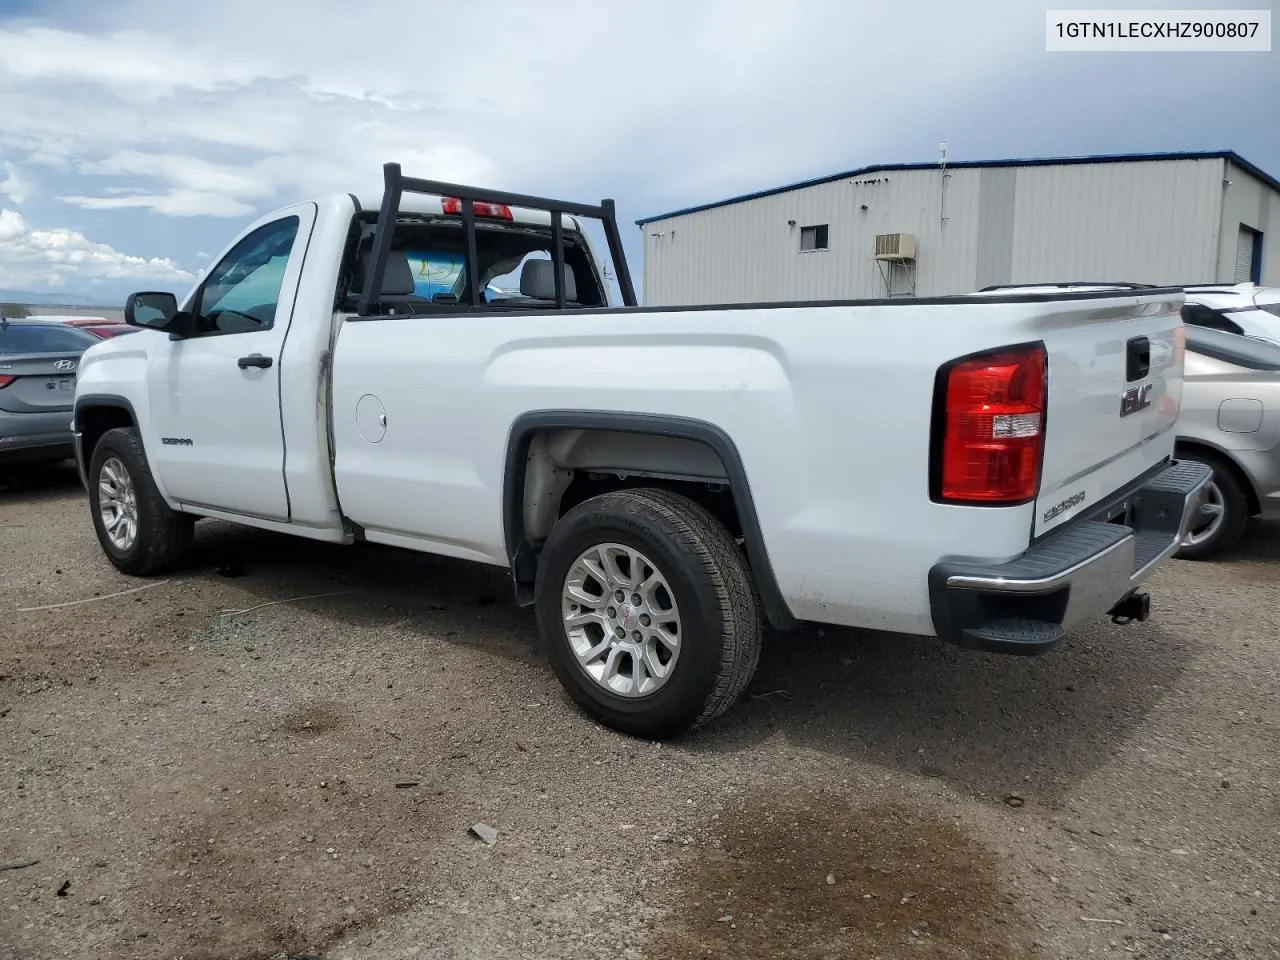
<box><xmin>1236</xmin><ymin>226</ymin><xmax>1262</xmax><ymax>284</ymax></box>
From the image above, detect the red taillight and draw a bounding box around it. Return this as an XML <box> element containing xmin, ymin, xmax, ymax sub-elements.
<box><xmin>441</xmin><ymin>197</ymin><xmax>513</xmax><ymax>220</ymax></box>
<box><xmin>936</xmin><ymin>344</ymin><xmax>1047</xmax><ymax>504</ymax></box>
<box><xmin>0</xmin><ymin>375</ymin><xmax>15</xmax><ymax>389</ymax></box>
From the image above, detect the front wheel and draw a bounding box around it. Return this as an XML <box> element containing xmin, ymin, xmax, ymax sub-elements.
<box><xmin>534</xmin><ymin>488</ymin><xmax>762</xmax><ymax>739</ymax></box>
<box><xmin>1174</xmin><ymin>452</ymin><xmax>1249</xmax><ymax>561</ymax></box>
<box><xmin>88</xmin><ymin>427</ymin><xmax>193</xmax><ymax>575</ymax></box>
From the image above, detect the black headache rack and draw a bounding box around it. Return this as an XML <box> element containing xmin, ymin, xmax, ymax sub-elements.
<box><xmin>357</xmin><ymin>162</ymin><xmax>638</xmax><ymax>316</ymax></box>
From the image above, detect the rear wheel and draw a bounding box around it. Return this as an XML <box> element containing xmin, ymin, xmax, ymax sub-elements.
<box><xmin>1175</xmin><ymin>451</ymin><xmax>1249</xmax><ymax>561</ymax></box>
<box><xmin>534</xmin><ymin>488</ymin><xmax>762</xmax><ymax>739</ymax></box>
<box><xmin>88</xmin><ymin>427</ymin><xmax>193</xmax><ymax>575</ymax></box>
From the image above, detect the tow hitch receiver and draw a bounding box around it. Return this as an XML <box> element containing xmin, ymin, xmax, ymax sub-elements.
<box><xmin>1108</xmin><ymin>590</ymin><xmax>1151</xmax><ymax>625</ymax></box>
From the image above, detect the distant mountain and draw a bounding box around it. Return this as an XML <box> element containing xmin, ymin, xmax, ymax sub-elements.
<box><xmin>0</xmin><ymin>288</ymin><xmax>117</xmax><ymax>307</ymax></box>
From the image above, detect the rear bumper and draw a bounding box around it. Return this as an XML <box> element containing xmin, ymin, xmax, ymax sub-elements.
<box><xmin>929</xmin><ymin>459</ymin><xmax>1212</xmax><ymax>655</ymax></box>
<box><xmin>0</xmin><ymin>427</ymin><xmax>75</xmax><ymax>464</ymax></box>
<box><xmin>0</xmin><ymin>409</ymin><xmax>75</xmax><ymax>462</ymax></box>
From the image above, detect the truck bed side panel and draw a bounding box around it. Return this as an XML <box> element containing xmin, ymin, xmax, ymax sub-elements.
<box><xmin>329</xmin><ymin>302</ymin><xmax>1100</xmax><ymax>636</ymax></box>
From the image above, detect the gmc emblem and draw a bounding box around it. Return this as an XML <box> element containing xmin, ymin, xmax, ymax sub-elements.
<box><xmin>1120</xmin><ymin>383</ymin><xmax>1153</xmax><ymax>418</ymax></box>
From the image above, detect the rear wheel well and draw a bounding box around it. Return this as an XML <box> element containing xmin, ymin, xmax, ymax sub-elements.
<box><xmin>517</xmin><ymin>427</ymin><xmax>741</xmax><ymax>542</ymax></box>
<box><xmin>78</xmin><ymin>404</ymin><xmax>136</xmax><ymax>464</ymax></box>
<box><xmin>1175</xmin><ymin>440</ymin><xmax>1259</xmax><ymax>515</ymax></box>
<box><xmin>558</xmin><ymin>472</ymin><xmax>741</xmax><ymax>536</ymax></box>
<box><xmin>505</xmin><ymin>419</ymin><xmax>797</xmax><ymax>630</ymax></box>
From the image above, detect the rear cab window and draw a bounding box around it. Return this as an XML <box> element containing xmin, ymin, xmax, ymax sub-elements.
<box><xmin>339</xmin><ymin>209</ymin><xmax>609</xmax><ymax>314</ymax></box>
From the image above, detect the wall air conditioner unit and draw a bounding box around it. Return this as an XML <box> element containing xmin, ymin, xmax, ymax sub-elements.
<box><xmin>874</xmin><ymin>233</ymin><xmax>917</xmax><ymax>262</ymax></box>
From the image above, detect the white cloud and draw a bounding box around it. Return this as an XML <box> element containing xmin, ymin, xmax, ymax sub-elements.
<box><xmin>0</xmin><ymin>207</ymin><xmax>193</xmax><ymax>288</ymax></box>
<box><xmin>0</xmin><ymin>0</ymin><xmax>1269</xmax><ymax>293</ymax></box>
<box><xmin>0</xmin><ymin>162</ymin><xmax>29</xmax><ymax>204</ymax></box>
<box><xmin>59</xmin><ymin>190</ymin><xmax>257</xmax><ymax>218</ymax></box>
<box><xmin>0</xmin><ymin>27</ymin><xmax>263</xmax><ymax>97</ymax></box>
<box><xmin>0</xmin><ymin>1</ymin><xmax>1041</xmax><ymax>229</ymax></box>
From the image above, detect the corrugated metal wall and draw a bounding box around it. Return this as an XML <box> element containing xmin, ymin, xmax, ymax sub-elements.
<box><xmin>1219</xmin><ymin>162</ymin><xmax>1279</xmax><ymax>285</ymax></box>
<box><xmin>1007</xmin><ymin>159</ymin><xmax>1223</xmax><ymax>285</ymax></box>
<box><xmin>641</xmin><ymin>167</ymin><xmax>980</xmax><ymax>305</ymax></box>
<box><xmin>641</xmin><ymin>157</ymin><xmax>1240</xmax><ymax>306</ymax></box>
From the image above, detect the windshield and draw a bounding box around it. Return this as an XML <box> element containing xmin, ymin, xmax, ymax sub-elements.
<box><xmin>1185</xmin><ymin>326</ymin><xmax>1280</xmax><ymax>371</ymax></box>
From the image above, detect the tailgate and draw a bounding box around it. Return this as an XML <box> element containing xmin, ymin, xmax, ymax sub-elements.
<box><xmin>1033</xmin><ymin>294</ymin><xmax>1184</xmax><ymax>537</ymax></box>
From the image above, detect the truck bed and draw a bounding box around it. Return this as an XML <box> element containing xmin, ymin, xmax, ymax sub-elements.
<box><xmin>328</xmin><ymin>287</ymin><xmax>1186</xmax><ymax>636</ymax></box>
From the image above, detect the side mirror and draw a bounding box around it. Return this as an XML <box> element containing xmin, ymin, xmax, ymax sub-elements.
<box><xmin>125</xmin><ymin>291</ymin><xmax>177</xmax><ymax>328</ymax></box>
<box><xmin>124</xmin><ymin>291</ymin><xmax>195</xmax><ymax>340</ymax></box>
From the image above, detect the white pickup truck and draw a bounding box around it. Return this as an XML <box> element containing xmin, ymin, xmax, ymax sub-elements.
<box><xmin>72</xmin><ymin>163</ymin><xmax>1211</xmax><ymax>738</ymax></box>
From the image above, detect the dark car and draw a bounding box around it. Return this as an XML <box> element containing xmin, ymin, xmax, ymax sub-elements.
<box><xmin>0</xmin><ymin>319</ymin><xmax>102</xmax><ymax>465</ymax></box>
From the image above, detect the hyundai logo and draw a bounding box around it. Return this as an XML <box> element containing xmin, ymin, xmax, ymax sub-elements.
<box><xmin>54</xmin><ymin>359</ymin><xmax>77</xmax><ymax>371</ymax></box>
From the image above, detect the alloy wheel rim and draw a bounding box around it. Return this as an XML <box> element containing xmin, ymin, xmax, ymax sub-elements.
<box><xmin>98</xmin><ymin>456</ymin><xmax>139</xmax><ymax>552</ymax></box>
<box><xmin>560</xmin><ymin>542</ymin><xmax>682</xmax><ymax>698</ymax></box>
<box><xmin>1183</xmin><ymin>479</ymin><xmax>1225</xmax><ymax>547</ymax></box>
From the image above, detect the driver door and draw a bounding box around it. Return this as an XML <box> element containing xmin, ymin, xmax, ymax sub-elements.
<box><xmin>147</xmin><ymin>203</ymin><xmax>315</xmax><ymax>520</ymax></box>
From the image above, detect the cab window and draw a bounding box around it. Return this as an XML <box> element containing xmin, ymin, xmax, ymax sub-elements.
<box><xmin>194</xmin><ymin>217</ymin><xmax>301</xmax><ymax>336</ymax></box>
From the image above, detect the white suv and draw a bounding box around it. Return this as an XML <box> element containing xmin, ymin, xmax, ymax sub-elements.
<box><xmin>1180</xmin><ymin>283</ymin><xmax>1280</xmax><ymax>345</ymax></box>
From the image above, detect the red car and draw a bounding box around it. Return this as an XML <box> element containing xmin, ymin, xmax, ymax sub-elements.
<box><xmin>51</xmin><ymin>316</ymin><xmax>138</xmax><ymax>340</ymax></box>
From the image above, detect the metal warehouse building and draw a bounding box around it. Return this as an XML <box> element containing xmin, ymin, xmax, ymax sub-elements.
<box><xmin>637</xmin><ymin>150</ymin><xmax>1280</xmax><ymax>306</ymax></box>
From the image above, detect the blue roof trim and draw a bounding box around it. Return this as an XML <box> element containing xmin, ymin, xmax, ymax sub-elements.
<box><xmin>636</xmin><ymin>150</ymin><xmax>1280</xmax><ymax>225</ymax></box>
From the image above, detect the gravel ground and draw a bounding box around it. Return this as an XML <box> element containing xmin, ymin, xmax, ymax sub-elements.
<box><xmin>1</xmin><ymin>464</ymin><xmax>1277</xmax><ymax>960</ymax></box>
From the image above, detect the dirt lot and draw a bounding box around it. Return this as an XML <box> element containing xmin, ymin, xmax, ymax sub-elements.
<box><xmin>2</xmin><ymin>465</ymin><xmax>1278</xmax><ymax>960</ymax></box>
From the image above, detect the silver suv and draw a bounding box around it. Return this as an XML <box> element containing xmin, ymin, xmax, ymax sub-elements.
<box><xmin>1176</xmin><ymin>326</ymin><xmax>1280</xmax><ymax>559</ymax></box>
<box><xmin>1179</xmin><ymin>283</ymin><xmax>1280</xmax><ymax>345</ymax></box>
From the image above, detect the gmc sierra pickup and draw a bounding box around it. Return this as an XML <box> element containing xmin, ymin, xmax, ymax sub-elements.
<box><xmin>72</xmin><ymin>162</ymin><xmax>1210</xmax><ymax>738</ymax></box>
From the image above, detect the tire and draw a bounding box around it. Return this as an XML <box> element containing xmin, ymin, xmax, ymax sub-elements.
<box><xmin>88</xmin><ymin>427</ymin><xmax>193</xmax><ymax>575</ymax></box>
<box><xmin>1174</xmin><ymin>451</ymin><xmax>1249</xmax><ymax>561</ymax></box>
<box><xmin>534</xmin><ymin>487</ymin><xmax>762</xmax><ymax>739</ymax></box>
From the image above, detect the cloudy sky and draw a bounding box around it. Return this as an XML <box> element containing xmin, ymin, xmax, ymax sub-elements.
<box><xmin>0</xmin><ymin>0</ymin><xmax>1276</xmax><ymax>302</ymax></box>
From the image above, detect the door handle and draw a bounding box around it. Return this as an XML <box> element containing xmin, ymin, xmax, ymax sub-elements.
<box><xmin>237</xmin><ymin>354</ymin><xmax>273</xmax><ymax>369</ymax></box>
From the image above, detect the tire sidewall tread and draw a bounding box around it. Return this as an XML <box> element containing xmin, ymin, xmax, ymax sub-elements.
<box><xmin>534</xmin><ymin>487</ymin><xmax>762</xmax><ymax>739</ymax></box>
<box><xmin>88</xmin><ymin>427</ymin><xmax>191</xmax><ymax>576</ymax></box>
